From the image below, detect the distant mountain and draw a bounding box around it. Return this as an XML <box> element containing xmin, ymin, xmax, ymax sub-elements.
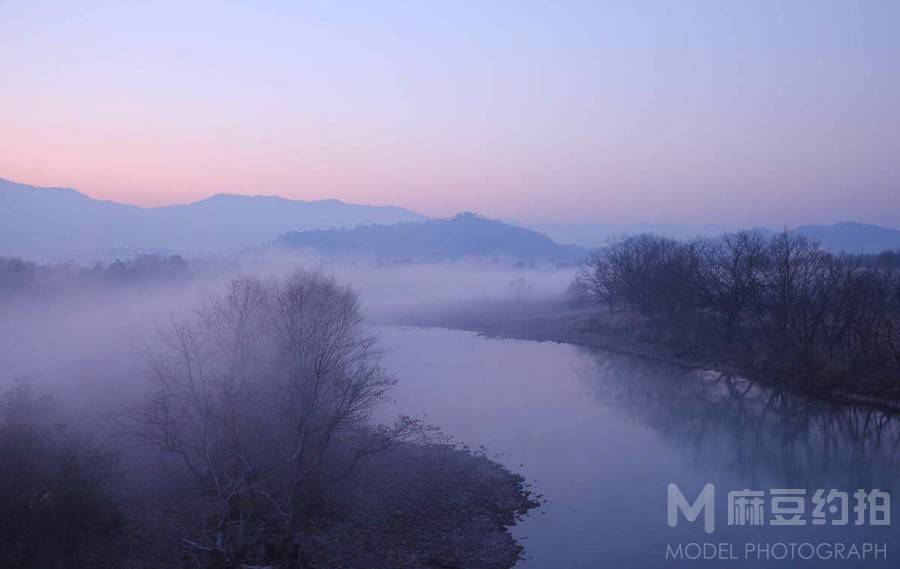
<box><xmin>6</xmin><ymin>177</ymin><xmax>895</xmax><ymax>261</ymax></box>
<box><xmin>528</xmin><ymin>222</ymin><xmax>728</xmax><ymax>248</ymax></box>
<box><xmin>740</xmin><ymin>223</ymin><xmax>900</xmax><ymax>253</ymax></box>
<box><xmin>530</xmin><ymin>220</ymin><xmax>900</xmax><ymax>254</ymax></box>
<box><xmin>0</xmin><ymin>178</ymin><xmax>425</xmax><ymax>260</ymax></box>
<box><xmin>791</xmin><ymin>222</ymin><xmax>900</xmax><ymax>254</ymax></box>
<box><xmin>275</xmin><ymin>213</ymin><xmax>586</xmax><ymax>263</ymax></box>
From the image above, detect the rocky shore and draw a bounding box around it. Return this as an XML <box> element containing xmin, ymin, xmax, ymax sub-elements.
<box><xmin>120</xmin><ymin>443</ymin><xmax>539</xmax><ymax>569</ymax></box>
<box><xmin>297</xmin><ymin>443</ymin><xmax>539</xmax><ymax>569</ymax></box>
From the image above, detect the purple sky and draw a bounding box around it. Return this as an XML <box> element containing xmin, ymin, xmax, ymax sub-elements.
<box><xmin>1</xmin><ymin>1</ymin><xmax>898</xmax><ymax>227</ymax></box>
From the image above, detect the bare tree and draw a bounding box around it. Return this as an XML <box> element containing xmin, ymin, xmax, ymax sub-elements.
<box><xmin>127</xmin><ymin>277</ymin><xmax>271</xmax><ymax>564</ymax></box>
<box><xmin>575</xmin><ymin>250</ymin><xmax>616</xmax><ymax>312</ymax></box>
<box><xmin>572</xmin><ymin>231</ymin><xmax>900</xmax><ymax>391</ymax></box>
<box><xmin>125</xmin><ymin>270</ymin><xmax>427</xmax><ymax>567</ymax></box>
<box><xmin>264</xmin><ymin>271</ymin><xmax>406</xmax><ymax>557</ymax></box>
<box><xmin>693</xmin><ymin>231</ymin><xmax>767</xmax><ymax>342</ymax></box>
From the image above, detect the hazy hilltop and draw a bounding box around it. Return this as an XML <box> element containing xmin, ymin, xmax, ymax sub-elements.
<box><xmin>789</xmin><ymin>222</ymin><xmax>900</xmax><ymax>254</ymax></box>
<box><xmin>149</xmin><ymin>193</ymin><xmax>425</xmax><ymax>252</ymax></box>
<box><xmin>530</xmin><ymin>222</ymin><xmax>728</xmax><ymax>248</ymax></box>
<box><xmin>0</xmin><ymin>179</ymin><xmax>148</xmax><ymax>261</ymax></box>
<box><xmin>740</xmin><ymin>224</ymin><xmax>900</xmax><ymax>254</ymax></box>
<box><xmin>534</xmin><ymin>220</ymin><xmax>900</xmax><ymax>254</ymax></box>
<box><xmin>276</xmin><ymin>212</ymin><xmax>586</xmax><ymax>263</ymax></box>
<box><xmin>0</xmin><ymin>178</ymin><xmax>425</xmax><ymax>260</ymax></box>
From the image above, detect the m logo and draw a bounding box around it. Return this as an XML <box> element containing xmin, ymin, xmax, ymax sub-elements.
<box><xmin>668</xmin><ymin>483</ymin><xmax>715</xmax><ymax>534</ymax></box>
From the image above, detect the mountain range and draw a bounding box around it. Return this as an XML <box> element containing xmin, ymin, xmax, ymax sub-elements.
<box><xmin>2</xmin><ymin>177</ymin><xmax>898</xmax><ymax>262</ymax></box>
<box><xmin>0</xmin><ymin>178</ymin><xmax>424</xmax><ymax>260</ymax></box>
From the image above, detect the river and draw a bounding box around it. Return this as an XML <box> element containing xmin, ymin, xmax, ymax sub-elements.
<box><xmin>379</xmin><ymin>326</ymin><xmax>900</xmax><ymax>568</ymax></box>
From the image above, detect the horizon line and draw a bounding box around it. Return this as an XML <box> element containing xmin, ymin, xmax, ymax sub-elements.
<box><xmin>2</xmin><ymin>175</ymin><xmax>897</xmax><ymax>232</ymax></box>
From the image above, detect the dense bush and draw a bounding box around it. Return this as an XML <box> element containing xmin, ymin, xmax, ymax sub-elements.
<box><xmin>0</xmin><ymin>382</ymin><xmax>122</xmax><ymax>569</ymax></box>
<box><xmin>576</xmin><ymin>232</ymin><xmax>900</xmax><ymax>392</ymax></box>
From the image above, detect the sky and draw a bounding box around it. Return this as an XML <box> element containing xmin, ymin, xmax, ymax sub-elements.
<box><xmin>1</xmin><ymin>0</ymin><xmax>898</xmax><ymax>227</ymax></box>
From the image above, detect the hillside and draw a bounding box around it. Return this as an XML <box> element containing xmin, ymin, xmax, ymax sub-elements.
<box><xmin>276</xmin><ymin>213</ymin><xmax>586</xmax><ymax>263</ymax></box>
<box><xmin>792</xmin><ymin>222</ymin><xmax>900</xmax><ymax>254</ymax></box>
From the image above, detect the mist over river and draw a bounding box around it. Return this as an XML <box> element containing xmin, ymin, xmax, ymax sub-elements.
<box><xmin>379</xmin><ymin>326</ymin><xmax>900</xmax><ymax>569</ymax></box>
<box><xmin>2</xmin><ymin>267</ymin><xmax>898</xmax><ymax>568</ymax></box>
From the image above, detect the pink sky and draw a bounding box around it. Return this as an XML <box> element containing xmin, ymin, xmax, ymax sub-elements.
<box><xmin>1</xmin><ymin>1</ymin><xmax>898</xmax><ymax>227</ymax></box>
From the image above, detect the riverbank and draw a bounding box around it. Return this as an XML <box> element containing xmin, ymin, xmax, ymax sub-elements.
<box><xmin>119</xmin><ymin>443</ymin><xmax>539</xmax><ymax>569</ymax></box>
<box><xmin>306</xmin><ymin>443</ymin><xmax>539</xmax><ymax>569</ymax></box>
<box><xmin>389</xmin><ymin>298</ymin><xmax>900</xmax><ymax>413</ymax></box>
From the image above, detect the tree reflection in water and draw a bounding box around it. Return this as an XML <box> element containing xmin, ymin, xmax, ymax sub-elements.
<box><xmin>577</xmin><ymin>348</ymin><xmax>900</xmax><ymax>490</ymax></box>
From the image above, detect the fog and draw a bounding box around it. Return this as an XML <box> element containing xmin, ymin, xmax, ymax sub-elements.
<box><xmin>0</xmin><ymin>254</ymin><xmax>574</xmax><ymax>421</ymax></box>
<box><xmin>0</xmin><ymin>251</ymin><xmax>574</xmax><ymax>567</ymax></box>
<box><xmin>4</xmin><ymin>247</ymin><xmax>900</xmax><ymax>568</ymax></box>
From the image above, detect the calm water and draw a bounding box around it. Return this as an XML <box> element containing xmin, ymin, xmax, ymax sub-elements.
<box><xmin>379</xmin><ymin>326</ymin><xmax>900</xmax><ymax>569</ymax></box>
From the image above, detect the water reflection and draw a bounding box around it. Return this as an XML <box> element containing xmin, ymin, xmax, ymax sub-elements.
<box><xmin>580</xmin><ymin>350</ymin><xmax>900</xmax><ymax>491</ymax></box>
<box><xmin>381</xmin><ymin>327</ymin><xmax>898</xmax><ymax>568</ymax></box>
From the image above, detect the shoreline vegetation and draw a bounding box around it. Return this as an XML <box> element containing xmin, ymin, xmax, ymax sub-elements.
<box><xmin>571</xmin><ymin>232</ymin><xmax>900</xmax><ymax>409</ymax></box>
<box><xmin>391</xmin><ymin>235</ymin><xmax>900</xmax><ymax>413</ymax></box>
<box><xmin>395</xmin><ymin>299</ymin><xmax>900</xmax><ymax>412</ymax></box>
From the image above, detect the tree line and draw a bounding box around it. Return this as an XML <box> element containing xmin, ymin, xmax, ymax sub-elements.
<box><xmin>0</xmin><ymin>254</ymin><xmax>190</xmax><ymax>295</ymax></box>
<box><xmin>574</xmin><ymin>231</ymin><xmax>900</xmax><ymax>397</ymax></box>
